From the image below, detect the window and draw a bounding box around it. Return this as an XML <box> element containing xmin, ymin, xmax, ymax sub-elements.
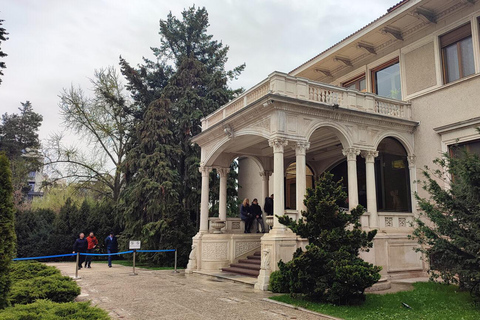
<box><xmin>449</xmin><ymin>139</ymin><xmax>480</xmax><ymax>158</ymax></box>
<box><xmin>440</xmin><ymin>23</ymin><xmax>474</xmax><ymax>83</ymax></box>
<box><xmin>342</xmin><ymin>74</ymin><xmax>366</xmax><ymax>92</ymax></box>
<box><xmin>372</xmin><ymin>58</ymin><xmax>402</xmax><ymax>100</ymax></box>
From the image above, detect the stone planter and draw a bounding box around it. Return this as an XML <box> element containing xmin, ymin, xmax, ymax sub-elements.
<box><xmin>210</xmin><ymin>220</ymin><xmax>226</xmax><ymax>234</ymax></box>
<box><xmin>265</xmin><ymin>216</ymin><xmax>274</xmax><ymax>228</ymax></box>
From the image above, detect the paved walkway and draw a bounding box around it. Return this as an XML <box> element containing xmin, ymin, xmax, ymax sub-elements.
<box><xmin>48</xmin><ymin>262</ymin><xmax>330</xmax><ymax>320</ymax></box>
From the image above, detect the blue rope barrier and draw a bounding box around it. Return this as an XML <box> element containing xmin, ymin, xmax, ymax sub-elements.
<box><xmin>13</xmin><ymin>253</ymin><xmax>76</xmax><ymax>261</ymax></box>
<box><xmin>136</xmin><ymin>249</ymin><xmax>176</xmax><ymax>253</ymax></box>
<box><xmin>80</xmin><ymin>251</ymin><xmax>133</xmax><ymax>256</ymax></box>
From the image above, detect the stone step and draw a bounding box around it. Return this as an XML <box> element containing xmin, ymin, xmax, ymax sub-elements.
<box><xmin>253</xmin><ymin>251</ymin><xmax>261</xmax><ymax>256</ymax></box>
<box><xmin>230</xmin><ymin>263</ymin><xmax>261</xmax><ymax>270</ymax></box>
<box><xmin>238</xmin><ymin>259</ymin><xmax>261</xmax><ymax>265</ymax></box>
<box><xmin>246</xmin><ymin>255</ymin><xmax>261</xmax><ymax>260</ymax></box>
<box><xmin>221</xmin><ymin>267</ymin><xmax>259</xmax><ymax>277</ymax></box>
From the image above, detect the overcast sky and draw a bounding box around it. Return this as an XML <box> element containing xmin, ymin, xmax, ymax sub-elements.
<box><xmin>0</xmin><ymin>0</ymin><xmax>400</xmax><ymax>146</ymax></box>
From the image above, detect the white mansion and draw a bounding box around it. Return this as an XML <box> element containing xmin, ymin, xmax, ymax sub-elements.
<box><xmin>185</xmin><ymin>0</ymin><xmax>480</xmax><ymax>290</ymax></box>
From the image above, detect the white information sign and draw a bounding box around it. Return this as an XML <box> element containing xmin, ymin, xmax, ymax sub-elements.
<box><xmin>129</xmin><ymin>240</ymin><xmax>141</xmax><ymax>250</ymax></box>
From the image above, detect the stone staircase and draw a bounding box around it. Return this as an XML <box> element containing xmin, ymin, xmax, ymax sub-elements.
<box><xmin>221</xmin><ymin>251</ymin><xmax>261</xmax><ymax>277</ymax></box>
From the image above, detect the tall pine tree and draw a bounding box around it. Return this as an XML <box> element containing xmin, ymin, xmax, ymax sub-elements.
<box><xmin>120</xmin><ymin>6</ymin><xmax>244</xmax><ymax>226</ymax></box>
<box><xmin>121</xmin><ymin>98</ymin><xmax>194</xmax><ymax>265</ymax></box>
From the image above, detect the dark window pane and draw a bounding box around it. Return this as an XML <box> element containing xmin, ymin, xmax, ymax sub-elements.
<box><xmin>460</xmin><ymin>37</ymin><xmax>474</xmax><ymax>77</ymax></box>
<box><xmin>375</xmin><ymin>62</ymin><xmax>401</xmax><ymax>99</ymax></box>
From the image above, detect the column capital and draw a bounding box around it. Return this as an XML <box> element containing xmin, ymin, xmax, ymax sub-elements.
<box><xmin>293</xmin><ymin>141</ymin><xmax>310</xmax><ymax>156</ymax></box>
<box><xmin>361</xmin><ymin>150</ymin><xmax>379</xmax><ymax>163</ymax></box>
<box><xmin>342</xmin><ymin>147</ymin><xmax>361</xmax><ymax>161</ymax></box>
<box><xmin>199</xmin><ymin>165</ymin><xmax>212</xmax><ymax>177</ymax></box>
<box><xmin>407</xmin><ymin>155</ymin><xmax>416</xmax><ymax>168</ymax></box>
<box><xmin>259</xmin><ymin>170</ymin><xmax>272</xmax><ymax>178</ymax></box>
<box><xmin>269</xmin><ymin>138</ymin><xmax>288</xmax><ymax>153</ymax></box>
<box><xmin>215</xmin><ymin>167</ymin><xmax>230</xmax><ymax>177</ymax></box>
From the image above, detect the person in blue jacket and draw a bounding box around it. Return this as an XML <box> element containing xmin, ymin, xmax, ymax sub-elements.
<box><xmin>72</xmin><ymin>233</ymin><xmax>88</xmax><ymax>269</ymax></box>
<box><xmin>105</xmin><ymin>232</ymin><xmax>118</xmax><ymax>268</ymax></box>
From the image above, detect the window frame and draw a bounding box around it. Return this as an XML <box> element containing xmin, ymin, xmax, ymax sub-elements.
<box><xmin>440</xmin><ymin>23</ymin><xmax>474</xmax><ymax>84</ymax></box>
<box><xmin>371</xmin><ymin>57</ymin><xmax>401</xmax><ymax>99</ymax></box>
<box><xmin>342</xmin><ymin>74</ymin><xmax>366</xmax><ymax>92</ymax></box>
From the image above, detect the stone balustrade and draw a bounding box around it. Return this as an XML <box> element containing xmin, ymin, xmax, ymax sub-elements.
<box><xmin>201</xmin><ymin>71</ymin><xmax>412</xmax><ymax>130</ymax></box>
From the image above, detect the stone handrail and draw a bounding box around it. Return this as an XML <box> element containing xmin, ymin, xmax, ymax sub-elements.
<box><xmin>201</xmin><ymin>71</ymin><xmax>412</xmax><ymax>130</ymax></box>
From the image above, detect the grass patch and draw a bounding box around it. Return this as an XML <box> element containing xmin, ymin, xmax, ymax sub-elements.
<box><xmin>270</xmin><ymin>282</ymin><xmax>480</xmax><ymax>320</ymax></box>
<box><xmin>93</xmin><ymin>260</ymin><xmax>182</xmax><ymax>270</ymax></box>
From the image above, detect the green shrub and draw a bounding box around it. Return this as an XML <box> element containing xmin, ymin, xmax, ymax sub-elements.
<box><xmin>268</xmin><ymin>270</ymin><xmax>289</xmax><ymax>293</ymax></box>
<box><xmin>9</xmin><ymin>275</ymin><xmax>80</xmax><ymax>305</ymax></box>
<box><xmin>272</xmin><ymin>173</ymin><xmax>381</xmax><ymax>304</ymax></box>
<box><xmin>9</xmin><ymin>261</ymin><xmax>61</xmax><ymax>281</ymax></box>
<box><xmin>0</xmin><ymin>299</ymin><xmax>109</xmax><ymax>319</ymax></box>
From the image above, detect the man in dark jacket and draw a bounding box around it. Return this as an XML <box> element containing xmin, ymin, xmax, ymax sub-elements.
<box><xmin>105</xmin><ymin>232</ymin><xmax>118</xmax><ymax>268</ymax></box>
<box><xmin>72</xmin><ymin>233</ymin><xmax>88</xmax><ymax>269</ymax></box>
<box><xmin>251</xmin><ymin>198</ymin><xmax>265</xmax><ymax>233</ymax></box>
<box><xmin>264</xmin><ymin>194</ymin><xmax>274</xmax><ymax>215</ymax></box>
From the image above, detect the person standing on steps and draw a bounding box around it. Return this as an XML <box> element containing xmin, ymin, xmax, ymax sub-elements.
<box><xmin>250</xmin><ymin>198</ymin><xmax>265</xmax><ymax>233</ymax></box>
<box><xmin>72</xmin><ymin>233</ymin><xmax>88</xmax><ymax>269</ymax></box>
<box><xmin>105</xmin><ymin>232</ymin><xmax>118</xmax><ymax>268</ymax></box>
<box><xmin>85</xmin><ymin>232</ymin><xmax>98</xmax><ymax>268</ymax></box>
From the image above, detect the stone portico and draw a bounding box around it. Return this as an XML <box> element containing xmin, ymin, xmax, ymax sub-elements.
<box><xmin>185</xmin><ymin>71</ymin><xmax>424</xmax><ymax>289</ymax></box>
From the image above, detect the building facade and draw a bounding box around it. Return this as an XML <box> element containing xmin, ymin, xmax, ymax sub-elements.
<box><xmin>186</xmin><ymin>0</ymin><xmax>480</xmax><ymax>290</ymax></box>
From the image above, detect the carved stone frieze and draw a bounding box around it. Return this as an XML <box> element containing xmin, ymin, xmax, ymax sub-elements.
<box><xmin>235</xmin><ymin>241</ymin><xmax>261</xmax><ymax>258</ymax></box>
<box><xmin>202</xmin><ymin>242</ymin><xmax>228</xmax><ymax>260</ymax></box>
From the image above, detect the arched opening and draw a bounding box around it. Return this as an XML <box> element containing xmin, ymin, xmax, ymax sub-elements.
<box><xmin>328</xmin><ymin>157</ymin><xmax>367</xmax><ymax>209</ymax></box>
<box><xmin>376</xmin><ymin>137</ymin><xmax>411</xmax><ymax>212</ymax></box>
<box><xmin>284</xmin><ymin>163</ymin><xmax>314</xmax><ymax>209</ymax></box>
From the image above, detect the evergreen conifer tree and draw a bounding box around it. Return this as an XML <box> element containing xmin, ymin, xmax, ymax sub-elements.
<box><xmin>0</xmin><ymin>153</ymin><xmax>16</xmax><ymax>309</ymax></box>
<box><xmin>413</xmin><ymin>143</ymin><xmax>480</xmax><ymax>291</ymax></box>
<box><xmin>121</xmin><ymin>98</ymin><xmax>194</xmax><ymax>265</ymax></box>
<box><xmin>271</xmin><ymin>173</ymin><xmax>381</xmax><ymax>304</ymax></box>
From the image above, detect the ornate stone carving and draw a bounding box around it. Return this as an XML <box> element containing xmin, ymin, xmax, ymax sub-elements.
<box><xmin>232</xmin><ymin>221</ymin><xmax>241</xmax><ymax>229</ymax></box>
<box><xmin>407</xmin><ymin>155</ymin><xmax>416</xmax><ymax>169</ymax></box>
<box><xmin>259</xmin><ymin>170</ymin><xmax>272</xmax><ymax>180</ymax></box>
<box><xmin>199</xmin><ymin>165</ymin><xmax>212</xmax><ymax>177</ymax></box>
<box><xmin>385</xmin><ymin>217</ymin><xmax>393</xmax><ymax>227</ymax></box>
<box><xmin>223</xmin><ymin>124</ymin><xmax>234</xmax><ymax>138</ymax></box>
<box><xmin>342</xmin><ymin>148</ymin><xmax>361</xmax><ymax>161</ymax></box>
<box><xmin>210</xmin><ymin>220</ymin><xmax>226</xmax><ymax>234</ymax></box>
<box><xmin>361</xmin><ymin>150</ymin><xmax>379</xmax><ymax>163</ymax></box>
<box><xmin>255</xmin><ymin>117</ymin><xmax>271</xmax><ymax>132</ymax></box>
<box><xmin>399</xmin><ymin>218</ymin><xmax>407</xmax><ymax>227</ymax></box>
<box><xmin>261</xmin><ymin>248</ymin><xmax>271</xmax><ymax>271</ymax></box>
<box><xmin>268</xmin><ymin>138</ymin><xmax>288</xmax><ymax>153</ymax></box>
<box><xmin>216</xmin><ymin>167</ymin><xmax>230</xmax><ymax>177</ymax></box>
<box><xmin>235</xmin><ymin>241</ymin><xmax>261</xmax><ymax>258</ymax></box>
<box><xmin>186</xmin><ymin>244</ymin><xmax>197</xmax><ymax>271</ymax></box>
<box><xmin>202</xmin><ymin>242</ymin><xmax>228</xmax><ymax>260</ymax></box>
<box><xmin>294</xmin><ymin>141</ymin><xmax>310</xmax><ymax>156</ymax></box>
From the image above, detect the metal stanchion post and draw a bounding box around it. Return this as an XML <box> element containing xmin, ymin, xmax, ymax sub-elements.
<box><xmin>174</xmin><ymin>249</ymin><xmax>178</xmax><ymax>273</ymax></box>
<box><xmin>131</xmin><ymin>249</ymin><xmax>137</xmax><ymax>276</ymax></box>
<box><xmin>74</xmin><ymin>252</ymin><xmax>80</xmax><ymax>279</ymax></box>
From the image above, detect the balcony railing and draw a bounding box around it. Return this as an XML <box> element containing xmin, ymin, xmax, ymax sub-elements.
<box><xmin>201</xmin><ymin>71</ymin><xmax>412</xmax><ymax>130</ymax></box>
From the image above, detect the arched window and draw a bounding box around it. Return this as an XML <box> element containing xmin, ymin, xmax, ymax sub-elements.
<box><xmin>376</xmin><ymin>138</ymin><xmax>411</xmax><ymax>212</ymax></box>
<box><xmin>285</xmin><ymin>163</ymin><xmax>314</xmax><ymax>209</ymax></box>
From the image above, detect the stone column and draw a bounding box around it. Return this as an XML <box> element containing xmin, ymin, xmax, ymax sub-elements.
<box><xmin>260</xmin><ymin>170</ymin><xmax>272</xmax><ymax>205</ymax></box>
<box><xmin>408</xmin><ymin>155</ymin><xmax>416</xmax><ymax>215</ymax></box>
<box><xmin>363</xmin><ymin>150</ymin><xmax>379</xmax><ymax>228</ymax></box>
<box><xmin>342</xmin><ymin>148</ymin><xmax>360</xmax><ymax>210</ymax></box>
<box><xmin>295</xmin><ymin>141</ymin><xmax>310</xmax><ymax>218</ymax></box>
<box><xmin>216</xmin><ymin>167</ymin><xmax>230</xmax><ymax>222</ymax></box>
<box><xmin>199</xmin><ymin>165</ymin><xmax>212</xmax><ymax>232</ymax></box>
<box><xmin>269</xmin><ymin>138</ymin><xmax>288</xmax><ymax>230</ymax></box>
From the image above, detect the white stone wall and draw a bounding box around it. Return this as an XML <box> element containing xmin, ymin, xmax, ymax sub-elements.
<box><xmin>237</xmin><ymin>157</ymin><xmax>264</xmax><ymax>209</ymax></box>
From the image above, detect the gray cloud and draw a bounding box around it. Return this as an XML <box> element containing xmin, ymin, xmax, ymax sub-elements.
<box><xmin>0</xmin><ymin>0</ymin><xmax>399</xmax><ymax>145</ymax></box>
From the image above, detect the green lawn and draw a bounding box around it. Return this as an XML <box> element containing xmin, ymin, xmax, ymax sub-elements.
<box><xmin>93</xmin><ymin>260</ymin><xmax>181</xmax><ymax>270</ymax></box>
<box><xmin>270</xmin><ymin>282</ymin><xmax>480</xmax><ymax>320</ymax></box>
